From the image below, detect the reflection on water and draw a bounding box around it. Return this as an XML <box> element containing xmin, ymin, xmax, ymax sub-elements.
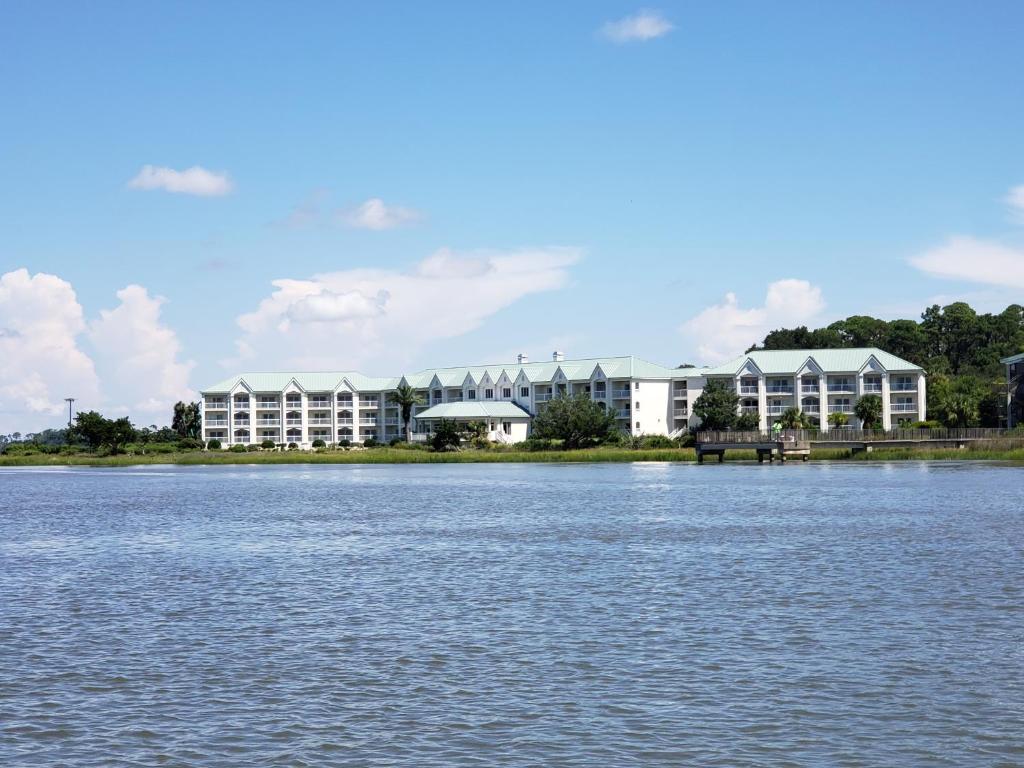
<box><xmin>1</xmin><ymin>462</ymin><xmax>1022</xmax><ymax>766</ymax></box>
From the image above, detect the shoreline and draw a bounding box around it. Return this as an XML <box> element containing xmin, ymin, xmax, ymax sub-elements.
<box><xmin>2</xmin><ymin>445</ymin><xmax>1023</xmax><ymax>467</ymax></box>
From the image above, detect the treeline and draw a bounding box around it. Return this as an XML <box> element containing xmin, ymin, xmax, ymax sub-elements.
<box><xmin>748</xmin><ymin>302</ymin><xmax>1024</xmax><ymax>426</ymax></box>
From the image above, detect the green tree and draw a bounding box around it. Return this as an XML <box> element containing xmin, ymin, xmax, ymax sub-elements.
<box><xmin>530</xmin><ymin>393</ymin><xmax>618</xmax><ymax>449</ymax></box>
<box><xmin>779</xmin><ymin>406</ymin><xmax>813</xmax><ymax>429</ymax></box>
<box><xmin>172</xmin><ymin>401</ymin><xmax>202</xmax><ymax>440</ymax></box>
<box><xmin>431</xmin><ymin>419</ymin><xmax>462</xmax><ymax>451</ymax></box>
<box><xmin>69</xmin><ymin>411</ymin><xmax>108</xmax><ymax>449</ymax></box>
<box><xmin>827</xmin><ymin>411</ymin><xmax>849</xmax><ymax>429</ymax></box>
<box><xmin>735</xmin><ymin>412</ymin><xmax>761</xmax><ymax>431</ymax></box>
<box><xmin>692</xmin><ymin>380</ymin><xmax>740</xmax><ymax>431</ymax></box>
<box><xmin>854</xmin><ymin>394</ymin><xmax>884</xmax><ymax>429</ymax></box>
<box><xmin>389</xmin><ymin>383</ymin><xmax>424</xmax><ymax>442</ymax></box>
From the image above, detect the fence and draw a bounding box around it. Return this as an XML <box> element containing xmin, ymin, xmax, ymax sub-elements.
<box><xmin>697</xmin><ymin>428</ymin><xmax>1022</xmax><ymax>444</ymax></box>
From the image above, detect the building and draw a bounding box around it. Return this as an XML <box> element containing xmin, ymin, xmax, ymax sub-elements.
<box><xmin>701</xmin><ymin>348</ymin><xmax>926</xmax><ymax>430</ymax></box>
<box><xmin>200</xmin><ymin>353</ymin><xmax>704</xmax><ymax>448</ymax></box>
<box><xmin>1003</xmin><ymin>352</ymin><xmax>1024</xmax><ymax>428</ymax></box>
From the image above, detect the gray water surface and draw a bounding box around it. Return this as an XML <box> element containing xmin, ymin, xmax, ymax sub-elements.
<box><xmin>1</xmin><ymin>462</ymin><xmax>1022</xmax><ymax>766</ymax></box>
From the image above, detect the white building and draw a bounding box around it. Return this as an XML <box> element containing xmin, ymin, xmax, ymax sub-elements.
<box><xmin>1003</xmin><ymin>352</ymin><xmax>1023</xmax><ymax>428</ymax></box>
<box><xmin>200</xmin><ymin>352</ymin><xmax>704</xmax><ymax>448</ymax></box>
<box><xmin>701</xmin><ymin>348</ymin><xmax>927</xmax><ymax>430</ymax></box>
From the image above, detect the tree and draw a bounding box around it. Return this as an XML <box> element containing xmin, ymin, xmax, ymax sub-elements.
<box><xmin>854</xmin><ymin>394</ymin><xmax>883</xmax><ymax>429</ymax></box>
<box><xmin>431</xmin><ymin>419</ymin><xmax>462</xmax><ymax>451</ymax></box>
<box><xmin>69</xmin><ymin>411</ymin><xmax>108</xmax><ymax>449</ymax></box>
<box><xmin>779</xmin><ymin>406</ymin><xmax>813</xmax><ymax>430</ymax></box>
<box><xmin>692</xmin><ymin>380</ymin><xmax>740</xmax><ymax>431</ymax></box>
<box><xmin>828</xmin><ymin>411</ymin><xmax>849</xmax><ymax>428</ymax></box>
<box><xmin>464</xmin><ymin>420</ymin><xmax>490</xmax><ymax>447</ymax></box>
<box><xmin>735</xmin><ymin>412</ymin><xmax>760</xmax><ymax>431</ymax></box>
<box><xmin>389</xmin><ymin>383</ymin><xmax>424</xmax><ymax>442</ymax></box>
<box><xmin>530</xmin><ymin>393</ymin><xmax>618</xmax><ymax>449</ymax></box>
<box><xmin>172</xmin><ymin>401</ymin><xmax>201</xmax><ymax>440</ymax></box>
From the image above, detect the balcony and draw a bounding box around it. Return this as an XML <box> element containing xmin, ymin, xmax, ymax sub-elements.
<box><xmin>766</xmin><ymin>405</ymin><xmax>786</xmax><ymax>416</ymax></box>
<box><xmin>614</xmin><ymin>409</ymin><xmax>631</xmax><ymax>418</ymax></box>
<box><xmin>741</xmin><ymin>406</ymin><xmax>759</xmax><ymax>414</ymax></box>
<box><xmin>672</xmin><ymin>390</ymin><xmax>687</xmax><ymax>399</ymax></box>
<box><xmin>673</xmin><ymin>409</ymin><xmax>688</xmax><ymax>418</ymax></box>
<box><xmin>308</xmin><ymin>401</ymin><xmax>331</xmax><ymax>409</ymax></box>
<box><xmin>205</xmin><ymin>419</ymin><xmax>228</xmax><ymax>427</ymax></box>
<box><xmin>232</xmin><ymin>401</ymin><xmax>250</xmax><ymax>410</ymax></box>
<box><xmin>359</xmin><ymin>400</ymin><xmax>379</xmax><ymax>408</ymax></box>
<box><xmin>611</xmin><ymin>389</ymin><xmax>631</xmax><ymax>399</ymax></box>
<box><xmin>309</xmin><ymin>418</ymin><xmax>331</xmax><ymax>425</ymax></box>
<box><xmin>891</xmin><ymin>402</ymin><xmax>918</xmax><ymax>413</ymax></box>
<box><xmin>738</xmin><ymin>386</ymin><xmax>758</xmax><ymax>395</ymax></box>
<box><xmin>256</xmin><ymin>402</ymin><xmax>279</xmax><ymax>409</ymax></box>
<box><xmin>285</xmin><ymin>418</ymin><xmax>302</xmax><ymax>426</ymax></box>
<box><xmin>803</xmin><ymin>405</ymin><xmax>820</xmax><ymax>415</ymax></box>
<box><xmin>359</xmin><ymin>418</ymin><xmax>378</xmax><ymax>426</ymax></box>
<box><xmin>891</xmin><ymin>381</ymin><xmax>917</xmax><ymax>392</ymax></box>
<box><xmin>384</xmin><ymin>418</ymin><xmax>400</xmax><ymax>426</ymax></box>
<box><xmin>337</xmin><ymin>418</ymin><xmax>354</xmax><ymax>425</ymax></box>
<box><xmin>233</xmin><ymin>418</ymin><xmax>250</xmax><ymax>426</ymax></box>
<box><xmin>862</xmin><ymin>383</ymin><xmax>883</xmax><ymax>393</ymax></box>
<box><xmin>592</xmin><ymin>389</ymin><xmax>607</xmax><ymax>398</ymax></box>
<box><xmin>256</xmin><ymin>419</ymin><xmax>281</xmax><ymax>426</ymax></box>
<box><xmin>828</xmin><ymin>404</ymin><xmax>853</xmax><ymax>414</ymax></box>
<box><xmin>204</xmin><ymin>401</ymin><xmax>227</xmax><ymax>410</ymax></box>
<box><xmin>534</xmin><ymin>393</ymin><xmax>553</xmax><ymax>402</ymax></box>
<box><xmin>285</xmin><ymin>401</ymin><xmax>302</xmax><ymax>410</ymax></box>
<box><xmin>827</xmin><ymin>385</ymin><xmax>855</xmax><ymax>393</ymax></box>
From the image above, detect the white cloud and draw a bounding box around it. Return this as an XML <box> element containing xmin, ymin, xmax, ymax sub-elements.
<box><xmin>600</xmin><ymin>10</ymin><xmax>673</xmax><ymax>43</ymax></box>
<box><xmin>229</xmin><ymin>246</ymin><xmax>582</xmax><ymax>371</ymax></box>
<box><xmin>128</xmin><ymin>164</ymin><xmax>233</xmax><ymax>196</ymax></box>
<box><xmin>0</xmin><ymin>269</ymin><xmax>101</xmax><ymax>432</ymax></box>
<box><xmin>680</xmin><ymin>279</ymin><xmax>826</xmax><ymax>363</ymax></box>
<box><xmin>88</xmin><ymin>285</ymin><xmax>196</xmax><ymax>414</ymax></box>
<box><xmin>909</xmin><ymin>235</ymin><xmax>1024</xmax><ymax>290</ymax></box>
<box><xmin>1006</xmin><ymin>185</ymin><xmax>1024</xmax><ymax>221</ymax></box>
<box><xmin>338</xmin><ymin>198</ymin><xmax>423</xmax><ymax>230</ymax></box>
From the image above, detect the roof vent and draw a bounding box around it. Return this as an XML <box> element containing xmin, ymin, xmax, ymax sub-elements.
<box><xmin>517</xmin><ymin>353</ymin><xmax>529</xmax><ymax>364</ymax></box>
<box><xmin>553</xmin><ymin>351</ymin><xmax>564</xmax><ymax>362</ymax></box>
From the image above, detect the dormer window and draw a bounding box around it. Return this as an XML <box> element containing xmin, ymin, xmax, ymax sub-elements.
<box><xmin>467</xmin><ymin>391</ymin><xmax>476</xmax><ymax>400</ymax></box>
<box><xmin>484</xmin><ymin>389</ymin><xmax>494</xmax><ymax>399</ymax></box>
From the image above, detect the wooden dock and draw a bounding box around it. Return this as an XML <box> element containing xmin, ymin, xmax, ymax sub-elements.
<box><xmin>696</xmin><ymin>436</ymin><xmax>810</xmax><ymax>463</ymax></box>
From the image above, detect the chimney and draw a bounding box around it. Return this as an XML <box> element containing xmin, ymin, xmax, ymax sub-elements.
<box><xmin>552</xmin><ymin>350</ymin><xmax>564</xmax><ymax>362</ymax></box>
<box><xmin>517</xmin><ymin>353</ymin><xmax>529</xmax><ymax>364</ymax></box>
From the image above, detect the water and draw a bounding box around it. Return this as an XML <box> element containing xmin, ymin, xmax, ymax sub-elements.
<box><xmin>0</xmin><ymin>462</ymin><xmax>1022</xmax><ymax>767</ymax></box>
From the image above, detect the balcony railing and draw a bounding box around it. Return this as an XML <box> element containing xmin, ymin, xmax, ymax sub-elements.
<box><xmin>827</xmin><ymin>385</ymin><xmax>855</xmax><ymax>393</ymax></box>
<box><xmin>204</xmin><ymin>401</ymin><xmax>227</xmax><ymax>409</ymax></box>
<box><xmin>359</xmin><ymin>400</ymin><xmax>379</xmax><ymax>408</ymax></box>
<box><xmin>359</xmin><ymin>418</ymin><xmax>378</xmax><ymax>426</ymax></box>
<box><xmin>384</xmin><ymin>418</ymin><xmax>400</xmax><ymax>426</ymax></box>
<box><xmin>205</xmin><ymin>420</ymin><xmax>228</xmax><ymax>427</ymax></box>
<box><xmin>337</xmin><ymin>418</ymin><xmax>353</xmax><ymax>425</ymax></box>
<box><xmin>891</xmin><ymin>382</ymin><xmax>917</xmax><ymax>391</ymax></box>
<box><xmin>891</xmin><ymin>402</ymin><xmax>917</xmax><ymax>413</ymax></box>
<box><xmin>673</xmin><ymin>390</ymin><xmax>687</xmax><ymax>398</ymax></box>
<box><xmin>673</xmin><ymin>409</ymin><xmax>688</xmax><ymax>418</ymax></box>
<box><xmin>803</xmin><ymin>405</ymin><xmax>820</xmax><ymax>415</ymax></box>
<box><xmin>592</xmin><ymin>390</ymin><xmax>607</xmax><ymax>398</ymax></box>
<box><xmin>766</xmin><ymin>385</ymin><xmax>794</xmax><ymax>394</ymax></box>
<box><xmin>614</xmin><ymin>410</ymin><xmax>631</xmax><ymax>418</ymax></box>
<box><xmin>741</xmin><ymin>406</ymin><xmax>759</xmax><ymax>414</ymax></box>
<box><xmin>611</xmin><ymin>390</ymin><xmax>631</xmax><ymax>399</ymax></box>
<box><xmin>233</xmin><ymin>420</ymin><xmax>250</xmax><ymax>427</ymax></box>
<box><xmin>738</xmin><ymin>386</ymin><xmax>758</xmax><ymax>395</ymax></box>
<box><xmin>534</xmin><ymin>393</ymin><xmax>553</xmax><ymax>402</ymax></box>
<box><xmin>309</xmin><ymin>418</ymin><xmax>331</xmax><ymax>425</ymax></box>
<box><xmin>256</xmin><ymin>402</ymin><xmax>279</xmax><ymax>409</ymax></box>
<box><xmin>232</xmin><ymin>401</ymin><xmax>250</xmax><ymax>410</ymax></box>
<box><xmin>862</xmin><ymin>384</ymin><xmax>883</xmax><ymax>393</ymax></box>
<box><xmin>308</xmin><ymin>401</ymin><xmax>331</xmax><ymax>409</ymax></box>
<box><xmin>766</xmin><ymin>406</ymin><xmax>786</xmax><ymax>415</ymax></box>
<box><xmin>285</xmin><ymin>419</ymin><xmax>302</xmax><ymax>426</ymax></box>
<box><xmin>828</xmin><ymin>404</ymin><xmax>853</xmax><ymax>414</ymax></box>
<box><xmin>256</xmin><ymin>419</ymin><xmax>281</xmax><ymax>426</ymax></box>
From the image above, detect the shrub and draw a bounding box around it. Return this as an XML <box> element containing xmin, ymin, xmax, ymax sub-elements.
<box><xmin>261</xmin><ymin>439</ymin><xmax>276</xmax><ymax>449</ymax></box>
<box><xmin>521</xmin><ymin>437</ymin><xmax>556</xmax><ymax>452</ymax></box>
<box><xmin>287</xmin><ymin>442</ymin><xmax>298</xmax><ymax>450</ymax></box>
<box><xmin>206</xmin><ymin>439</ymin><xmax>222</xmax><ymax>450</ymax></box>
<box><xmin>338</xmin><ymin>439</ymin><xmax>351</xmax><ymax>448</ymax></box>
<box><xmin>530</xmin><ymin>394</ymin><xmax>617</xmax><ymax>449</ymax></box>
<box><xmin>178</xmin><ymin>437</ymin><xmax>204</xmax><ymax>451</ymax></box>
<box><xmin>430</xmin><ymin>419</ymin><xmax>462</xmax><ymax>452</ymax></box>
<box><xmin>247</xmin><ymin>444</ymin><xmax>262</xmax><ymax>452</ymax></box>
<box><xmin>312</xmin><ymin>439</ymin><xmax>326</xmax><ymax>448</ymax></box>
<box><xmin>363</xmin><ymin>437</ymin><xmax>379</xmax><ymax>448</ymax></box>
<box><xmin>674</xmin><ymin>432</ymin><xmax>696</xmax><ymax>448</ymax></box>
<box><xmin>909</xmin><ymin>420</ymin><xmax>942</xmax><ymax>429</ymax></box>
<box><xmin>389</xmin><ymin>436</ymin><xmax>403</xmax><ymax>447</ymax></box>
<box><xmin>229</xmin><ymin>444</ymin><xmax>247</xmax><ymax>453</ymax></box>
<box><xmin>639</xmin><ymin>434</ymin><xmax>674</xmax><ymax>449</ymax></box>
<box><xmin>735</xmin><ymin>412</ymin><xmax>761</xmax><ymax>431</ymax></box>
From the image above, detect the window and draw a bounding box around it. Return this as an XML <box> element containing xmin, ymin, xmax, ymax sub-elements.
<box><xmin>467</xmin><ymin>391</ymin><xmax>476</xmax><ymax>400</ymax></box>
<box><xmin>636</xmin><ymin>422</ymin><xmax>641</xmax><ymax>429</ymax></box>
<box><xmin>503</xmin><ymin>422</ymin><xmax>511</xmax><ymax>435</ymax></box>
<box><xmin>433</xmin><ymin>389</ymin><xmax>442</xmax><ymax>401</ymax></box>
<box><xmin>635</xmin><ymin>401</ymin><xmax>640</xmax><ymax>410</ymax></box>
<box><xmin>485</xmin><ymin>389</ymin><xmax>494</xmax><ymax>399</ymax></box>
<box><xmin>635</xmin><ymin>382</ymin><xmax>640</xmax><ymax>390</ymax></box>
<box><xmin>503</xmin><ymin>388</ymin><xmax>511</xmax><ymax>398</ymax></box>
<box><xmin>520</xmin><ymin>387</ymin><xmax>530</xmax><ymax>397</ymax></box>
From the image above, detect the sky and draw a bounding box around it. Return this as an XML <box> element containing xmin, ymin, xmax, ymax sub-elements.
<box><xmin>2</xmin><ymin>1</ymin><xmax>1023</xmax><ymax>433</ymax></box>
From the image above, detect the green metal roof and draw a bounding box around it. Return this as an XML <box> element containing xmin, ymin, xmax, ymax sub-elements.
<box><xmin>204</xmin><ymin>355</ymin><xmax>700</xmax><ymax>394</ymax></box>
<box><xmin>702</xmin><ymin>348</ymin><xmax>923</xmax><ymax>377</ymax></box>
<box><xmin>415</xmin><ymin>402</ymin><xmax>531</xmax><ymax>419</ymax></box>
<box><xmin>1001</xmin><ymin>352</ymin><xmax>1024</xmax><ymax>365</ymax></box>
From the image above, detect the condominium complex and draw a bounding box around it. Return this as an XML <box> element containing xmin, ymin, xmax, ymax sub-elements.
<box><xmin>200</xmin><ymin>347</ymin><xmax>927</xmax><ymax>447</ymax></box>
<box><xmin>703</xmin><ymin>348</ymin><xmax>926</xmax><ymax>430</ymax></box>
<box><xmin>1004</xmin><ymin>352</ymin><xmax>1024</xmax><ymax>428</ymax></box>
<box><xmin>200</xmin><ymin>353</ymin><xmax>702</xmax><ymax>448</ymax></box>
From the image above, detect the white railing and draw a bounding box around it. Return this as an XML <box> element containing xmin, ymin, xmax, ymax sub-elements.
<box><xmin>233</xmin><ymin>420</ymin><xmax>250</xmax><ymax>426</ymax></box>
<box><xmin>615</xmin><ymin>410</ymin><xmax>631</xmax><ymax>418</ymax></box>
<box><xmin>204</xmin><ymin>401</ymin><xmax>227</xmax><ymax>409</ymax></box>
<box><xmin>359</xmin><ymin>418</ymin><xmax>378</xmax><ymax>426</ymax></box>
<box><xmin>673</xmin><ymin>409</ymin><xmax>688</xmax><ymax>418</ymax></box>
<box><xmin>828</xmin><ymin>404</ymin><xmax>853</xmax><ymax>413</ymax></box>
<box><xmin>738</xmin><ymin>386</ymin><xmax>758</xmax><ymax>395</ymax></box>
<box><xmin>673</xmin><ymin>390</ymin><xmax>687</xmax><ymax>398</ymax></box>
<box><xmin>285</xmin><ymin>419</ymin><xmax>302</xmax><ymax>426</ymax></box>
<box><xmin>308</xmin><ymin>418</ymin><xmax>331</xmax><ymax>425</ymax></box>
<box><xmin>827</xmin><ymin>385</ymin><xmax>855</xmax><ymax>393</ymax></box>
<box><xmin>256</xmin><ymin>402</ymin><xmax>279</xmax><ymax>409</ymax></box>
<box><xmin>205</xmin><ymin>420</ymin><xmax>228</xmax><ymax>427</ymax></box>
<box><xmin>800</xmin><ymin>385</ymin><xmax>819</xmax><ymax>394</ymax></box>
<box><xmin>308</xmin><ymin>402</ymin><xmax>331</xmax><ymax>409</ymax></box>
<box><xmin>741</xmin><ymin>406</ymin><xmax>759</xmax><ymax>414</ymax></box>
<box><xmin>891</xmin><ymin>403</ymin><xmax>917</xmax><ymax>413</ymax></box>
<box><xmin>766</xmin><ymin>406</ymin><xmax>786</xmax><ymax>415</ymax></box>
<box><xmin>534</xmin><ymin>393</ymin><xmax>553</xmax><ymax>402</ymax></box>
<box><xmin>803</xmin><ymin>406</ymin><xmax>820</xmax><ymax>414</ymax></box>
<box><xmin>766</xmin><ymin>386</ymin><xmax>793</xmax><ymax>394</ymax></box>
<box><xmin>611</xmin><ymin>390</ymin><xmax>631</xmax><ymax>398</ymax></box>
<box><xmin>359</xmin><ymin>400</ymin><xmax>378</xmax><ymax>408</ymax></box>
<box><xmin>862</xmin><ymin>385</ymin><xmax>883</xmax><ymax>393</ymax></box>
<box><xmin>337</xmin><ymin>418</ymin><xmax>353</xmax><ymax>425</ymax></box>
<box><xmin>336</xmin><ymin>400</ymin><xmax>354</xmax><ymax>407</ymax></box>
<box><xmin>256</xmin><ymin>419</ymin><xmax>281</xmax><ymax>426</ymax></box>
<box><xmin>384</xmin><ymin>418</ymin><xmax>400</xmax><ymax>426</ymax></box>
<box><xmin>232</xmin><ymin>401</ymin><xmax>250</xmax><ymax>410</ymax></box>
<box><xmin>891</xmin><ymin>382</ymin><xmax>917</xmax><ymax>391</ymax></box>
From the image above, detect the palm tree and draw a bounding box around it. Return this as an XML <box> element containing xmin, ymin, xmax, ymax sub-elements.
<box><xmin>779</xmin><ymin>406</ymin><xmax>811</xmax><ymax>430</ymax></box>
<box><xmin>854</xmin><ymin>394</ymin><xmax>884</xmax><ymax>430</ymax></box>
<box><xmin>389</xmin><ymin>383</ymin><xmax>424</xmax><ymax>442</ymax></box>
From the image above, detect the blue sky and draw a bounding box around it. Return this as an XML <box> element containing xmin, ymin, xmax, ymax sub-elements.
<box><xmin>2</xmin><ymin>2</ymin><xmax>1023</xmax><ymax>432</ymax></box>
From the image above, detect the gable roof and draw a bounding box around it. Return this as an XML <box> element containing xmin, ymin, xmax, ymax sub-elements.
<box><xmin>702</xmin><ymin>348</ymin><xmax>923</xmax><ymax>377</ymax></box>
<box><xmin>1001</xmin><ymin>352</ymin><xmax>1024</xmax><ymax>365</ymax></box>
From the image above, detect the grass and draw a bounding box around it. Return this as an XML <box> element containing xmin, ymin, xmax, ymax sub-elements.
<box><xmin>3</xmin><ymin>445</ymin><xmax>1022</xmax><ymax>467</ymax></box>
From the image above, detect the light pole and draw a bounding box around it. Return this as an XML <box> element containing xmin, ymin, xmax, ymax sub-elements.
<box><xmin>64</xmin><ymin>397</ymin><xmax>75</xmax><ymax>427</ymax></box>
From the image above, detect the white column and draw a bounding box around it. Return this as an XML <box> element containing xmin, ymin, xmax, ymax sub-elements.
<box><xmin>856</xmin><ymin>373</ymin><xmax>864</xmax><ymax>429</ymax></box>
<box><xmin>818</xmin><ymin>375</ymin><xmax>828</xmax><ymax>432</ymax></box>
<box><xmin>794</xmin><ymin>374</ymin><xmax>802</xmax><ymax>413</ymax></box>
<box><xmin>757</xmin><ymin>376</ymin><xmax>767</xmax><ymax>430</ymax></box>
<box><xmin>881</xmin><ymin>374</ymin><xmax>892</xmax><ymax>430</ymax></box>
<box><xmin>917</xmin><ymin>373</ymin><xmax>927</xmax><ymax>423</ymax></box>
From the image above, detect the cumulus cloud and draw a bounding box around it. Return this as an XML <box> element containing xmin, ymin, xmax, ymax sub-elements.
<box><xmin>338</xmin><ymin>198</ymin><xmax>423</xmax><ymax>230</ymax></box>
<box><xmin>0</xmin><ymin>269</ymin><xmax>101</xmax><ymax>429</ymax></box>
<box><xmin>909</xmin><ymin>235</ymin><xmax>1024</xmax><ymax>290</ymax></box>
<box><xmin>128</xmin><ymin>164</ymin><xmax>233</xmax><ymax>196</ymax></box>
<box><xmin>229</xmin><ymin>246</ymin><xmax>582</xmax><ymax>370</ymax></box>
<box><xmin>88</xmin><ymin>285</ymin><xmax>196</xmax><ymax>414</ymax></box>
<box><xmin>1006</xmin><ymin>185</ymin><xmax>1024</xmax><ymax>221</ymax></box>
<box><xmin>681</xmin><ymin>279</ymin><xmax>826</xmax><ymax>363</ymax></box>
<box><xmin>600</xmin><ymin>10</ymin><xmax>673</xmax><ymax>43</ymax></box>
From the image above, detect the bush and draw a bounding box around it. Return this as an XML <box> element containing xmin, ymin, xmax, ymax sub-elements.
<box><xmin>247</xmin><ymin>444</ymin><xmax>262</xmax><ymax>452</ymax></box>
<box><xmin>363</xmin><ymin>437</ymin><xmax>379</xmax><ymax>448</ymax></box>
<box><xmin>287</xmin><ymin>442</ymin><xmax>298</xmax><ymax>450</ymax></box>
<box><xmin>338</xmin><ymin>439</ymin><xmax>351</xmax><ymax>448</ymax></box>
<box><xmin>261</xmin><ymin>439</ymin><xmax>276</xmax><ymax>450</ymax></box>
<box><xmin>521</xmin><ymin>437</ymin><xmax>556</xmax><ymax>452</ymax></box>
<box><xmin>530</xmin><ymin>394</ymin><xmax>617</xmax><ymax>449</ymax></box>
<box><xmin>639</xmin><ymin>434</ymin><xmax>674</xmax><ymax>449</ymax></box>
<box><xmin>229</xmin><ymin>444</ymin><xmax>247</xmax><ymax>453</ymax></box>
<box><xmin>206</xmin><ymin>439</ymin><xmax>222</xmax><ymax>450</ymax></box>
<box><xmin>178</xmin><ymin>437</ymin><xmax>204</xmax><ymax>451</ymax></box>
<box><xmin>909</xmin><ymin>420</ymin><xmax>942</xmax><ymax>429</ymax></box>
<box><xmin>312</xmin><ymin>439</ymin><xmax>326</xmax><ymax>449</ymax></box>
<box><xmin>430</xmin><ymin>419</ymin><xmax>462</xmax><ymax>452</ymax></box>
<box><xmin>674</xmin><ymin>432</ymin><xmax>696</xmax><ymax>448</ymax></box>
<box><xmin>389</xmin><ymin>436</ymin><xmax>403</xmax><ymax>447</ymax></box>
